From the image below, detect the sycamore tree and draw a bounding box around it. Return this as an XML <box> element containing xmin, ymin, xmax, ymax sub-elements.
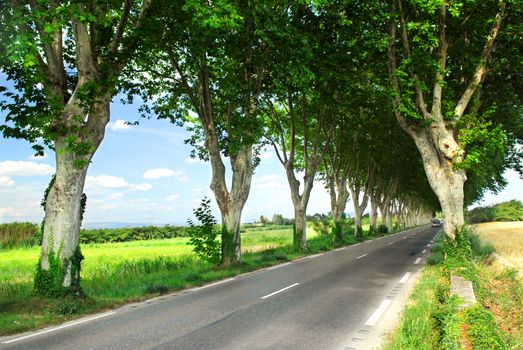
<box><xmin>263</xmin><ymin>4</ymin><xmax>337</xmax><ymax>251</ymax></box>
<box><xmin>132</xmin><ymin>0</ymin><xmax>281</xmax><ymax>265</ymax></box>
<box><xmin>0</xmin><ymin>0</ymin><xmax>151</xmax><ymax>295</ymax></box>
<box><xmin>386</xmin><ymin>0</ymin><xmax>523</xmax><ymax>238</ymax></box>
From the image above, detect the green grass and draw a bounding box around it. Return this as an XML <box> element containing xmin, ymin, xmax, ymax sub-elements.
<box><xmin>383</xmin><ymin>266</ymin><xmax>447</xmax><ymax>350</ymax></box>
<box><xmin>385</xmin><ymin>228</ymin><xmax>522</xmax><ymax>350</ymax></box>
<box><xmin>0</xmin><ymin>224</ymin><xmax>400</xmax><ymax>336</ymax></box>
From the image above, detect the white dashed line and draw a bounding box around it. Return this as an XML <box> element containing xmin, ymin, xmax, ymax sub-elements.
<box><xmin>422</xmin><ymin>249</ymin><xmax>427</xmax><ymax>254</ymax></box>
<box><xmin>414</xmin><ymin>258</ymin><xmax>422</xmax><ymax>264</ymax></box>
<box><xmin>364</xmin><ymin>299</ymin><xmax>392</xmax><ymax>326</ymax></box>
<box><xmin>387</xmin><ymin>242</ymin><xmax>394</xmax><ymax>246</ymax></box>
<box><xmin>356</xmin><ymin>254</ymin><xmax>368</xmax><ymax>260</ymax></box>
<box><xmin>2</xmin><ymin>311</ymin><xmax>117</xmax><ymax>344</ymax></box>
<box><xmin>261</xmin><ymin>283</ymin><xmax>299</xmax><ymax>299</ymax></box>
<box><xmin>399</xmin><ymin>272</ymin><xmax>411</xmax><ymax>284</ymax></box>
<box><xmin>426</xmin><ymin>244</ymin><xmax>431</xmax><ymax>248</ymax></box>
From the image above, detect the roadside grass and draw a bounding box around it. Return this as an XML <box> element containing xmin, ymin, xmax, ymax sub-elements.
<box><xmin>383</xmin><ymin>265</ymin><xmax>447</xmax><ymax>350</ymax></box>
<box><xmin>384</xmin><ymin>227</ymin><xmax>523</xmax><ymax>350</ymax></box>
<box><xmin>0</xmin><ymin>224</ymin><xmax>386</xmax><ymax>336</ymax></box>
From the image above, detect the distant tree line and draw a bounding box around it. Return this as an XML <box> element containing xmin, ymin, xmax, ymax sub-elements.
<box><xmin>467</xmin><ymin>200</ymin><xmax>523</xmax><ymax>224</ymax></box>
<box><xmin>0</xmin><ymin>223</ymin><xmax>190</xmax><ymax>248</ymax></box>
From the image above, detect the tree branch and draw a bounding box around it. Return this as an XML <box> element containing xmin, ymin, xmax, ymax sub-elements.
<box><xmin>454</xmin><ymin>1</ymin><xmax>506</xmax><ymax>119</ymax></box>
<box><xmin>431</xmin><ymin>3</ymin><xmax>448</xmax><ymax>120</ymax></box>
<box><xmin>110</xmin><ymin>0</ymin><xmax>132</xmax><ymax>54</ymax></box>
<box><xmin>396</xmin><ymin>0</ymin><xmax>431</xmax><ymax>120</ymax></box>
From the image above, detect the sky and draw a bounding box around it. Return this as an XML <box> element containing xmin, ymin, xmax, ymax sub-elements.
<box><xmin>1</xmin><ymin>95</ymin><xmax>522</xmax><ymax>226</ymax></box>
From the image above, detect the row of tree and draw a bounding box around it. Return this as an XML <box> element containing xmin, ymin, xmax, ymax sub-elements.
<box><xmin>1</xmin><ymin>0</ymin><xmax>521</xmax><ymax>295</ymax></box>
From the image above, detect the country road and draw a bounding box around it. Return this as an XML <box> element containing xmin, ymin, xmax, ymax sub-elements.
<box><xmin>1</xmin><ymin>226</ymin><xmax>440</xmax><ymax>350</ymax></box>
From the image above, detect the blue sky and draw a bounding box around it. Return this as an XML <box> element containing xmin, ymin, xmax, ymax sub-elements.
<box><xmin>1</xmin><ymin>93</ymin><xmax>522</xmax><ymax>226</ymax></box>
<box><xmin>0</xmin><ymin>94</ymin><xmax>334</xmax><ymax>225</ymax></box>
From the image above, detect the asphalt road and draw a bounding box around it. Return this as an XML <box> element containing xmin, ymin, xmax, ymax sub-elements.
<box><xmin>1</xmin><ymin>225</ymin><xmax>439</xmax><ymax>350</ymax></box>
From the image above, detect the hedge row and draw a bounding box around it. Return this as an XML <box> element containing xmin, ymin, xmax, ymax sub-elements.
<box><xmin>79</xmin><ymin>225</ymin><xmax>189</xmax><ymax>244</ymax></box>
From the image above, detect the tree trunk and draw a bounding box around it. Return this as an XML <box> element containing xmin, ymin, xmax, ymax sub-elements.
<box><xmin>410</xmin><ymin>131</ymin><xmax>466</xmax><ymax>238</ymax></box>
<box><xmin>353</xmin><ymin>205</ymin><xmax>363</xmax><ymax>240</ymax></box>
<box><xmin>210</xmin><ymin>145</ymin><xmax>254</xmax><ymax>266</ymax></box>
<box><xmin>350</xmin><ymin>186</ymin><xmax>368</xmax><ymax>240</ymax></box>
<box><xmin>386</xmin><ymin>205</ymin><xmax>393</xmax><ymax>232</ymax></box>
<box><xmin>329</xmin><ymin>178</ymin><xmax>350</xmax><ymax>243</ymax></box>
<box><xmin>221</xmin><ymin>205</ymin><xmax>242</xmax><ymax>266</ymax></box>
<box><xmin>39</xmin><ymin>146</ymin><xmax>88</xmax><ymax>294</ymax></box>
<box><xmin>293</xmin><ymin>206</ymin><xmax>307</xmax><ymax>251</ymax></box>
<box><xmin>379</xmin><ymin>205</ymin><xmax>387</xmax><ymax>232</ymax></box>
<box><xmin>370</xmin><ymin>197</ymin><xmax>378</xmax><ymax>233</ymax></box>
<box><xmin>36</xmin><ymin>95</ymin><xmax>109</xmax><ymax>296</ymax></box>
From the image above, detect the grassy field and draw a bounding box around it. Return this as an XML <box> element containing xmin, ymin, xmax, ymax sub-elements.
<box><xmin>473</xmin><ymin>221</ymin><xmax>523</xmax><ymax>273</ymax></box>
<box><xmin>0</xmin><ymin>226</ymin><xmax>335</xmax><ymax>335</ymax></box>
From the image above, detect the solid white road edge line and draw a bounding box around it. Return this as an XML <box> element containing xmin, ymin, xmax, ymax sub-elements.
<box><xmin>194</xmin><ymin>277</ymin><xmax>235</xmax><ymax>291</ymax></box>
<box><xmin>261</xmin><ymin>282</ymin><xmax>300</xmax><ymax>299</ymax></box>
<box><xmin>2</xmin><ymin>311</ymin><xmax>117</xmax><ymax>344</ymax></box>
<box><xmin>266</xmin><ymin>262</ymin><xmax>292</xmax><ymax>270</ymax></box>
<box><xmin>399</xmin><ymin>272</ymin><xmax>411</xmax><ymax>284</ymax></box>
<box><xmin>364</xmin><ymin>299</ymin><xmax>392</xmax><ymax>326</ymax></box>
<box><xmin>414</xmin><ymin>258</ymin><xmax>422</xmax><ymax>264</ymax></box>
<box><xmin>356</xmin><ymin>253</ymin><xmax>368</xmax><ymax>260</ymax></box>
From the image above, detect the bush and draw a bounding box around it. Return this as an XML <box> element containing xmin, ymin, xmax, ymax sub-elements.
<box><xmin>144</xmin><ymin>284</ymin><xmax>169</xmax><ymax>295</ymax></box>
<box><xmin>187</xmin><ymin>198</ymin><xmax>221</xmax><ymax>264</ymax></box>
<box><xmin>469</xmin><ymin>233</ymin><xmax>495</xmax><ymax>259</ymax></box>
<box><xmin>427</xmin><ymin>252</ymin><xmax>444</xmax><ymax>265</ymax></box>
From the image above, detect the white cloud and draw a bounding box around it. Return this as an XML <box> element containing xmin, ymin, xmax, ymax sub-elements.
<box><xmin>0</xmin><ymin>206</ymin><xmax>16</xmax><ymax>219</ymax></box>
<box><xmin>0</xmin><ymin>176</ymin><xmax>15</xmax><ymax>187</ymax></box>
<box><xmin>130</xmin><ymin>183</ymin><xmax>153</xmax><ymax>191</ymax></box>
<box><xmin>165</xmin><ymin>194</ymin><xmax>180</xmax><ymax>201</ymax></box>
<box><xmin>107</xmin><ymin>119</ymin><xmax>131</xmax><ymax>131</ymax></box>
<box><xmin>86</xmin><ymin>175</ymin><xmax>152</xmax><ymax>193</ymax></box>
<box><xmin>86</xmin><ymin>175</ymin><xmax>130</xmax><ymax>189</ymax></box>
<box><xmin>143</xmin><ymin>168</ymin><xmax>188</xmax><ymax>181</ymax></box>
<box><xmin>186</xmin><ymin>157</ymin><xmax>205</xmax><ymax>164</ymax></box>
<box><xmin>258</xmin><ymin>151</ymin><xmax>273</xmax><ymax>160</ymax></box>
<box><xmin>252</xmin><ymin>174</ymin><xmax>287</xmax><ymax>191</ymax></box>
<box><xmin>0</xmin><ymin>161</ymin><xmax>54</xmax><ymax>176</ymax></box>
<box><xmin>107</xmin><ymin>192</ymin><xmax>124</xmax><ymax>200</ymax></box>
<box><xmin>143</xmin><ymin>168</ymin><xmax>174</xmax><ymax>180</ymax></box>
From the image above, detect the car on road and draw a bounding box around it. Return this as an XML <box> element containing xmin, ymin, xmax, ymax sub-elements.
<box><xmin>431</xmin><ymin>219</ymin><xmax>442</xmax><ymax>227</ymax></box>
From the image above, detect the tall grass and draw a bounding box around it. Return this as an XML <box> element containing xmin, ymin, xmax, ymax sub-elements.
<box><xmin>0</xmin><ymin>222</ymin><xmax>40</xmax><ymax>248</ymax></box>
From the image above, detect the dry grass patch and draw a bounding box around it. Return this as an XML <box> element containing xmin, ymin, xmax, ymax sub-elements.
<box><xmin>473</xmin><ymin>221</ymin><xmax>523</xmax><ymax>272</ymax></box>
